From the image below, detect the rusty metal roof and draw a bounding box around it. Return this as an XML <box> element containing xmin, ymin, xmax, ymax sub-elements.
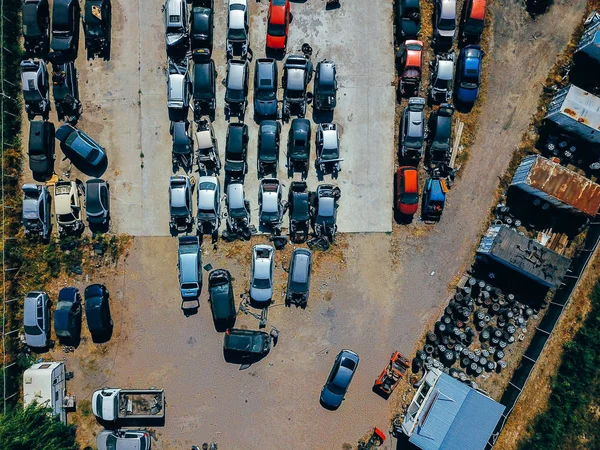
<box><xmin>526</xmin><ymin>156</ymin><xmax>600</xmax><ymax>216</ymax></box>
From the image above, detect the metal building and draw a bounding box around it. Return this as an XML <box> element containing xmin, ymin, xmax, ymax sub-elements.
<box><xmin>402</xmin><ymin>368</ymin><xmax>505</xmax><ymax>450</ymax></box>
<box><xmin>576</xmin><ymin>11</ymin><xmax>600</xmax><ymax>63</ymax></box>
<box><xmin>545</xmin><ymin>84</ymin><xmax>600</xmax><ymax>144</ymax></box>
<box><xmin>511</xmin><ymin>155</ymin><xmax>600</xmax><ymax>217</ymax></box>
<box><xmin>477</xmin><ymin>225</ymin><xmax>571</xmax><ymax>288</ymax></box>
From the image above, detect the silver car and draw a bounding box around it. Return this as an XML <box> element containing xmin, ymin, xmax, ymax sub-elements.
<box><xmin>227</xmin><ymin>0</ymin><xmax>249</xmax><ymax>58</ymax></box>
<box><xmin>250</xmin><ymin>244</ymin><xmax>274</xmax><ymax>303</ymax></box>
<box><xmin>22</xmin><ymin>184</ymin><xmax>51</xmax><ymax>240</ymax></box>
<box><xmin>21</xmin><ymin>59</ymin><xmax>50</xmax><ymax>120</ymax></box>
<box><xmin>197</xmin><ymin>176</ymin><xmax>221</xmax><ymax>236</ymax></box>
<box><xmin>434</xmin><ymin>0</ymin><xmax>456</xmax><ymax>43</ymax></box>
<box><xmin>97</xmin><ymin>429</ymin><xmax>151</xmax><ymax>450</ymax></box>
<box><xmin>23</xmin><ymin>291</ymin><xmax>51</xmax><ymax>348</ymax></box>
<box><xmin>429</xmin><ymin>53</ymin><xmax>455</xmax><ymax>103</ymax></box>
<box><xmin>164</xmin><ymin>0</ymin><xmax>188</xmax><ymax>49</ymax></box>
<box><xmin>400</xmin><ymin>97</ymin><xmax>426</xmax><ymax>160</ymax></box>
<box><xmin>258</xmin><ymin>178</ymin><xmax>283</xmax><ymax>229</ymax></box>
<box><xmin>167</xmin><ymin>58</ymin><xmax>192</xmax><ymax>112</ymax></box>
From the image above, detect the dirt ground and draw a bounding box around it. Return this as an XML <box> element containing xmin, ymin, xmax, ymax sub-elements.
<box><xmin>35</xmin><ymin>0</ymin><xmax>589</xmax><ymax>449</ymax></box>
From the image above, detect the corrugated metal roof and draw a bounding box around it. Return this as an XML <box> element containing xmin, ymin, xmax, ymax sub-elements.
<box><xmin>409</xmin><ymin>373</ymin><xmax>504</xmax><ymax>450</ymax></box>
<box><xmin>549</xmin><ymin>85</ymin><xmax>600</xmax><ymax>131</ymax></box>
<box><xmin>512</xmin><ymin>155</ymin><xmax>600</xmax><ymax>216</ymax></box>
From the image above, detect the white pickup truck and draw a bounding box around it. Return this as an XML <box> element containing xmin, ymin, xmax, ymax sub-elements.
<box><xmin>92</xmin><ymin>388</ymin><xmax>165</xmax><ymax>422</ymax></box>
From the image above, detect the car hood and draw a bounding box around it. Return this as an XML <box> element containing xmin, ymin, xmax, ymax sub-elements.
<box><xmin>320</xmin><ymin>386</ymin><xmax>344</xmax><ymax>408</ymax></box>
<box><xmin>250</xmin><ymin>286</ymin><xmax>272</xmax><ymax>302</ymax></box>
<box><xmin>457</xmin><ymin>85</ymin><xmax>479</xmax><ymax>103</ymax></box>
<box><xmin>254</xmin><ymin>99</ymin><xmax>278</xmax><ymax>117</ymax></box>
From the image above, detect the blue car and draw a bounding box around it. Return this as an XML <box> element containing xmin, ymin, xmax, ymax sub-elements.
<box><xmin>320</xmin><ymin>349</ymin><xmax>359</xmax><ymax>409</ymax></box>
<box><xmin>456</xmin><ymin>45</ymin><xmax>483</xmax><ymax>104</ymax></box>
<box><xmin>422</xmin><ymin>176</ymin><xmax>447</xmax><ymax>221</ymax></box>
<box><xmin>56</xmin><ymin>123</ymin><xmax>107</xmax><ymax>175</ymax></box>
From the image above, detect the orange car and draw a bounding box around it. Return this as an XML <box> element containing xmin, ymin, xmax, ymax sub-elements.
<box><xmin>396</xmin><ymin>166</ymin><xmax>419</xmax><ymax>216</ymax></box>
<box><xmin>266</xmin><ymin>0</ymin><xmax>291</xmax><ymax>51</ymax></box>
<box><xmin>461</xmin><ymin>0</ymin><xmax>486</xmax><ymax>41</ymax></box>
<box><xmin>397</xmin><ymin>40</ymin><xmax>423</xmax><ymax>97</ymax></box>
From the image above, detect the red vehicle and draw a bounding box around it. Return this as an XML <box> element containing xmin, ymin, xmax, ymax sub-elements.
<box><xmin>266</xmin><ymin>0</ymin><xmax>291</xmax><ymax>51</ymax></box>
<box><xmin>374</xmin><ymin>352</ymin><xmax>410</xmax><ymax>396</ymax></box>
<box><xmin>461</xmin><ymin>0</ymin><xmax>486</xmax><ymax>42</ymax></box>
<box><xmin>397</xmin><ymin>40</ymin><xmax>423</xmax><ymax>97</ymax></box>
<box><xmin>396</xmin><ymin>166</ymin><xmax>419</xmax><ymax>216</ymax></box>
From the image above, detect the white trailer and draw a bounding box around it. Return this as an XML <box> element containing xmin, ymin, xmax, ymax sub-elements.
<box><xmin>23</xmin><ymin>362</ymin><xmax>67</xmax><ymax>423</ymax></box>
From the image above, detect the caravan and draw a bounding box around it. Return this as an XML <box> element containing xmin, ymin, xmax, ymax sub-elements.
<box><xmin>23</xmin><ymin>362</ymin><xmax>67</xmax><ymax>423</ymax></box>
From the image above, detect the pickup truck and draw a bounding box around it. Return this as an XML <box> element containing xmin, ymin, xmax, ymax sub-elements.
<box><xmin>92</xmin><ymin>388</ymin><xmax>165</xmax><ymax>422</ymax></box>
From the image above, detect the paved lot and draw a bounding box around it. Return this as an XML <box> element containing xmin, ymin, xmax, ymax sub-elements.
<box><xmin>67</xmin><ymin>0</ymin><xmax>395</xmax><ymax>236</ymax></box>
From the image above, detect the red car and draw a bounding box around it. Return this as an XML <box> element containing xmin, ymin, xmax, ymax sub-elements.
<box><xmin>267</xmin><ymin>0</ymin><xmax>291</xmax><ymax>51</ymax></box>
<box><xmin>397</xmin><ymin>40</ymin><xmax>423</xmax><ymax>97</ymax></box>
<box><xmin>396</xmin><ymin>166</ymin><xmax>419</xmax><ymax>215</ymax></box>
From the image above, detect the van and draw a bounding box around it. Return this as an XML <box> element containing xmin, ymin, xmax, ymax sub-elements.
<box><xmin>178</xmin><ymin>236</ymin><xmax>202</xmax><ymax>302</ymax></box>
<box><xmin>461</xmin><ymin>0</ymin><xmax>486</xmax><ymax>41</ymax></box>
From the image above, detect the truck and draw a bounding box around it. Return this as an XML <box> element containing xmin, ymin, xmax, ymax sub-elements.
<box><xmin>23</xmin><ymin>362</ymin><xmax>69</xmax><ymax>423</ymax></box>
<box><xmin>544</xmin><ymin>84</ymin><xmax>600</xmax><ymax>145</ymax></box>
<box><xmin>92</xmin><ymin>388</ymin><xmax>165</xmax><ymax>422</ymax></box>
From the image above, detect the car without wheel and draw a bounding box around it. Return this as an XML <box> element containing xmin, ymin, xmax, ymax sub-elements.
<box><xmin>314</xmin><ymin>60</ymin><xmax>337</xmax><ymax>111</ymax></box>
<box><xmin>22</xmin><ymin>0</ymin><xmax>50</xmax><ymax>57</ymax></box>
<box><xmin>313</xmin><ymin>184</ymin><xmax>340</xmax><ymax>241</ymax></box>
<box><xmin>395</xmin><ymin>0</ymin><xmax>421</xmax><ymax>41</ymax></box>
<box><xmin>258</xmin><ymin>178</ymin><xmax>283</xmax><ymax>230</ymax></box>
<box><xmin>434</xmin><ymin>0</ymin><xmax>457</xmax><ymax>44</ymax></box>
<box><xmin>258</xmin><ymin>120</ymin><xmax>281</xmax><ymax>177</ymax></box>
<box><xmin>85</xmin><ymin>179</ymin><xmax>110</xmax><ymax>227</ymax></box>
<box><xmin>461</xmin><ymin>0</ymin><xmax>486</xmax><ymax>42</ymax></box>
<box><xmin>54</xmin><ymin>180</ymin><xmax>84</xmax><ymax>236</ymax></box>
<box><xmin>22</xmin><ymin>184</ymin><xmax>51</xmax><ymax>241</ymax></box>
<box><xmin>254</xmin><ymin>58</ymin><xmax>278</xmax><ymax>119</ymax></box>
<box><xmin>51</xmin><ymin>60</ymin><xmax>81</xmax><ymax>121</ymax></box>
<box><xmin>250</xmin><ymin>244</ymin><xmax>275</xmax><ymax>304</ymax></box>
<box><xmin>164</xmin><ymin>0</ymin><xmax>188</xmax><ymax>52</ymax></box>
<box><xmin>196</xmin><ymin>176</ymin><xmax>221</xmax><ymax>238</ymax></box>
<box><xmin>192</xmin><ymin>59</ymin><xmax>217</xmax><ymax>118</ymax></box>
<box><xmin>456</xmin><ymin>45</ymin><xmax>483</xmax><ymax>105</ymax></box>
<box><xmin>28</xmin><ymin>120</ymin><xmax>55</xmax><ymax>180</ymax></box>
<box><xmin>266</xmin><ymin>0</ymin><xmax>291</xmax><ymax>52</ymax></box>
<box><xmin>23</xmin><ymin>291</ymin><xmax>51</xmax><ymax>349</ymax></box>
<box><xmin>227</xmin><ymin>0</ymin><xmax>249</xmax><ymax>59</ymax></box>
<box><xmin>225</xmin><ymin>59</ymin><xmax>249</xmax><ymax>116</ymax></box>
<box><xmin>83</xmin><ymin>0</ymin><xmax>112</xmax><ymax>60</ymax></box>
<box><xmin>428</xmin><ymin>103</ymin><xmax>454</xmax><ymax>164</ymax></box>
<box><xmin>225</xmin><ymin>182</ymin><xmax>251</xmax><ymax>237</ymax></box>
<box><xmin>21</xmin><ymin>59</ymin><xmax>50</xmax><ymax>120</ymax></box>
<box><xmin>170</xmin><ymin>120</ymin><xmax>193</xmax><ymax>170</ymax></box>
<box><xmin>287</xmin><ymin>118</ymin><xmax>311</xmax><ymax>177</ymax></box>
<box><xmin>191</xmin><ymin>6</ymin><xmax>213</xmax><ymax>54</ymax></box>
<box><xmin>316</xmin><ymin>123</ymin><xmax>342</xmax><ymax>174</ymax></box>
<box><xmin>169</xmin><ymin>175</ymin><xmax>194</xmax><ymax>233</ymax></box>
<box><xmin>288</xmin><ymin>181</ymin><xmax>310</xmax><ymax>243</ymax></box>
<box><xmin>429</xmin><ymin>52</ymin><xmax>455</xmax><ymax>104</ymax></box>
<box><xmin>50</xmin><ymin>0</ymin><xmax>80</xmax><ymax>60</ymax></box>
<box><xmin>396</xmin><ymin>166</ymin><xmax>419</xmax><ymax>216</ymax></box>
<box><xmin>223</xmin><ymin>328</ymin><xmax>271</xmax><ymax>362</ymax></box>
<box><xmin>167</xmin><ymin>58</ymin><xmax>192</xmax><ymax>116</ymax></box>
<box><xmin>85</xmin><ymin>284</ymin><xmax>113</xmax><ymax>337</ymax></box>
<box><xmin>208</xmin><ymin>269</ymin><xmax>236</xmax><ymax>331</ymax></box>
<box><xmin>397</xmin><ymin>41</ymin><xmax>423</xmax><ymax>98</ymax></box>
<box><xmin>320</xmin><ymin>349</ymin><xmax>360</xmax><ymax>409</ymax></box>
<box><xmin>56</xmin><ymin>124</ymin><xmax>108</xmax><ymax>175</ymax></box>
<box><xmin>54</xmin><ymin>287</ymin><xmax>82</xmax><ymax>343</ymax></box>
<box><xmin>282</xmin><ymin>54</ymin><xmax>312</xmax><ymax>120</ymax></box>
<box><xmin>224</xmin><ymin>122</ymin><xmax>249</xmax><ymax>179</ymax></box>
<box><xmin>97</xmin><ymin>429</ymin><xmax>151</xmax><ymax>450</ymax></box>
<box><xmin>178</xmin><ymin>236</ymin><xmax>202</xmax><ymax>308</ymax></box>
<box><xmin>400</xmin><ymin>97</ymin><xmax>425</xmax><ymax>161</ymax></box>
<box><xmin>285</xmin><ymin>248</ymin><xmax>312</xmax><ymax>308</ymax></box>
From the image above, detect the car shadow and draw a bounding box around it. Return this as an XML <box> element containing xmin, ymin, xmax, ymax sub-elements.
<box><xmin>371</xmin><ymin>384</ymin><xmax>392</xmax><ymax>400</ymax></box>
<box><xmin>58</xmin><ymin>335</ymin><xmax>81</xmax><ymax>349</ymax></box>
<box><xmin>182</xmin><ymin>305</ymin><xmax>200</xmax><ymax>317</ymax></box>
<box><xmin>325</xmin><ymin>1</ymin><xmax>341</xmax><ymax>11</ymax></box>
<box><xmin>319</xmin><ymin>398</ymin><xmax>340</xmax><ymax>411</ymax></box>
<box><xmin>89</xmin><ymin>220</ymin><xmax>110</xmax><ymax>235</ymax></box>
<box><xmin>213</xmin><ymin>318</ymin><xmax>236</xmax><ymax>333</ymax></box>
<box><xmin>454</xmin><ymin>99</ymin><xmax>475</xmax><ymax>113</ymax></box>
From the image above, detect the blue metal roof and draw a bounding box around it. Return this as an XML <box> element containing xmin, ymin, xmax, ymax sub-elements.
<box><xmin>409</xmin><ymin>373</ymin><xmax>505</xmax><ymax>450</ymax></box>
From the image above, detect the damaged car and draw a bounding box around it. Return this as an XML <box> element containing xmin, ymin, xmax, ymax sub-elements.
<box><xmin>22</xmin><ymin>183</ymin><xmax>52</xmax><ymax>241</ymax></box>
<box><xmin>54</xmin><ymin>180</ymin><xmax>84</xmax><ymax>236</ymax></box>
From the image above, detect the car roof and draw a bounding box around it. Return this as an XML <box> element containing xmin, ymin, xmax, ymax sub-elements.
<box><xmin>440</xmin><ymin>0</ymin><xmax>456</xmax><ymax>19</ymax></box>
<box><xmin>257</xmin><ymin>59</ymin><xmax>276</xmax><ymax>83</ymax></box>
<box><xmin>319</xmin><ymin>195</ymin><xmax>335</xmax><ymax>217</ymax></box>
<box><xmin>437</xmin><ymin>59</ymin><xmax>454</xmax><ymax>79</ymax></box>
<box><xmin>229</xmin><ymin>9</ymin><xmax>246</xmax><ymax>30</ymax></box>
<box><xmin>85</xmin><ymin>178</ymin><xmax>103</xmax><ymax>205</ymax></box>
<box><xmin>170</xmin><ymin>180</ymin><xmax>188</xmax><ymax>208</ymax></box>
<box><xmin>194</xmin><ymin>62</ymin><xmax>213</xmax><ymax>88</ymax></box>
<box><xmin>195</xmin><ymin>129</ymin><xmax>213</xmax><ymax>149</ymax></box>
<box><xmin>24</xmin><ymin>292</ymin><xmax>44</xmax><ymax>325</ymax></box>
<box><xmin>318</xmin><ymin>61</ymin><xmax>335</xmax><ymax>84</ymax></box>
<box><xmin>322</xmin><ymin>127</ymin><xmax>338</xmax><ymax>149</ymax></box>
<box><xmin>179</xmin><ymin>252</ymin><xmax>198</xmax><ymax>282</ymax></box>
<box><xmin>227</xmin><ymin>183</ymin><xmax>245</xmax><ymax>209</ymax></box>
<box><xmin>291</xmin><ymin>249</ymin><xmax>311</xmax><ymax>283</ymax></box>
<box><xmin>287</xmin><ymin>68</ymin><xmax>305</xmax><ymax>90</ymax></box>
<box><xmin>227</xmin><ymin>61</ymin><xmax>246</xmax><ymax>90</ymax></box>
<box><xmin>227</xmin><ymin>123</ymin><xmax>247</xmax><ymax>153</ymax></box>
<box><xmin>406</xmin><ymin>109</ymin><xmax>424</xmax><ymax>137</ymax></box>
<box><xmin>399</xmin><ymin>167</ymin><xmax>418</xmax><ymax>192</ymax></box>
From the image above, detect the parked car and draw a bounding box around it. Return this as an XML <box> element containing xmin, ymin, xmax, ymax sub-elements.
<box><xmin>287</xmin><ymin>118</ymin><xmax>311</xmax><ymax>177</ymax></box>
<box><xmin>428</xmin><ymin>104</ymin><xmax>454</xmax><ymax>163</ymax></box>
<box><xmin>266</xmin><ymin>0</ymin><xmax>291</xmax><ymax>51</ymax></box>
<box><xmin>22</xmin><ymin>184</ymin><xmax>51</xmax><ymax>240</ymax></box>
<box><xmin>225</xmin><ymin>182</ymin><xmax>250</xmax><ymax>236</ymax></box>
<box><xmin>257</xmin><ymin>120</ymin><xmax>281</xmax><ymax>177</ymax></box>
<box><xmin>24</xmin><ymin>291</ymin><xmax>51</xmax><ymax>348</ymax></box>
<box><xmin>285</xmin><ymin>248</ymin><xmax>312</xmax><ymax>308</ymax></box>
<box><xmin>313</xmin><ymin>184</ymin><xmax>340</xmax><ymax>241</ymax></box>
<box><xmin>55</xmin><ymin>124</ymin><xmax>108</xmax><ymax>175</ymax></box>
<box><xmin>21</xmin><ymin>59</ymin><xmax>50</xmax><ymax>120</ymax></box>
<box><xmin>399</xmin><ymin>97</ymin><xmax>425</xmax><ymax>160</ymax></box>
<box><xmin>191</xmin><ymin>6</ymin><xmax>213</xmax><ymax>53</ymax></box>
<box><xmin>50</xmin><ymin>0</ymin><xmax>80</xmax><ymax>60</ymax></box>
<box><xmin>395</xmin><ymin>0</ymin><xmax>421</xmax><ymax>41</ymax></box>
<box><xmin>254</xmin><ymin>58</ymin><xmax>278</xmax><ymax>118</ymax></box>
<box><xmin>84</xmin><ymin>284</ymin><xmax>113</xmax><ymax>336</ymax></box>
<box><xmin>422</xmin><ymin>176</ymin><xmax>448</xmax><ymax>221</ymax></box>
<box><xmin>22</xmin><ymin>0</ymin><xmax>50</xmax><ymax>56</ymax></box>
<box><xmin>455</xmin><ymin>45</ymin><xmax>483</xmax><ymax>105</ymax></box>
<box><xmin>54</xmin><ymin>180</ymin><xmax>84</xmax><ymax>236</ymax></box>
<box><xmin>169</xmin><ymin>175</ymin><xmax>194</xmax><ymax>233</ymax></box>
<box><xmin>316</xmin><ymin>123</ymin><xmax>342</xmax><ymax>174</ymax></box>
<box><xmin>320</xmin><ymin>349</ymin><xmax>360</xmax><ymax>409</ymax></box>
<box><xmin>54</xmin><ymin>287</ymin><xmax>82</xmax><ymax>342</ymax></box>
<box><xmin>164</xmin><ymin>0</ymin><xmax>189</xmax><ymax>51</ymax></box>
<box><xmin>429</xmin><ymin>52</ymin><xmax>455</xmax><ymax>104</ymax></box>
<box><xmin>288</xmin><ymin>181</ymin><xmax>310</xmax><ymax>243</ymax></box>
<box><xmin>208</xmin><ymin>269</ymin><xmax>236</xmax><ymax>330</ymax></box>
<box><xmin>225</xmin><ymin>59</ymin><xmax>249</xmax><ymax>116</ymax></box>
<box><xmin>83</xmin><ymin>0</ymin><xmax>112</xmax><ymax>60</ymax></box>
<box><xmin>97</xmin><ymin>429</ymin><xmax>151</xmax><ymax>450</ymax></box>
<box><xmin>193</xmin><ymin>59</ymin><xmax>217</xmax><ymax>118</ymax></box>
<box><xmin>28</xmin><ymin>120</ymin><xmax>55</xmax><ymax>180</ymax></box>
<box><xmin>397</xmin><ymin>40</ymin><xmax>423</xmax><ymax>97</ymax></box>
<box><xmin>258</xmin><ymin>178</ymin><xmax>283</xmax><ymax>229</ymax></box>
<box><xmin>282</xmin><ymin>54</ymin><xmax>312</xmax><ymax>120</ymax></box>
<box><xmin>461</xmin><ymin>0</ymin><xmax>486</xmax><ymax>42</ymax></box>
<box><xmin>178</xmin><ymin>236</ymin><xmax>202</xmax><ymax>307</ymax></box>
<box><xmin>85</xmin><ymin>179</ymin><xmax>110</xmax><ymax>227</ymax></box>
<box><xmin>170</xmin><ymin>120</ymin><xmax>193</xmax><ymax>169</ymax></box>
<box><xmin>224</xmin><ymin>122</ymin><xmax>249</xmax><ymax>179</ymax></box>
<box><xmin>196</xmin><ymin>176</ymin><xmax>221</xmax><ymax>237</ymax></box>
<box><xmin>223</xmin><ymin>328</ymin><xmax>271</xmax><ymax>361</ymax></box>
<box><xmin>250</xmin><ymin>244</ymin><xmax>275</xmax><ymax>303</ymax></box>
<box><xmin>434</xmin><ymin>0</ymin><xmax>457</xmax><ymax>44</ymax></box>
<box><xmin>51</xmin><ymin>61</ymin><xmax>81</xmax><ymax>120</ymax></box>
<box><xmin>195</xmin><ymin>119</ymin><xmax>221</xmax><ymax>172</ymax></box>
<box><xmin>167</xmin><ymin>58</ymin><xmax>192</xmax><ymax>115</ymax></box>
<box><xmin>314</xmin><ymin>60</ymin><xmax>337</xmax><ymax>111</ymax></box>
<box><xmin>396</xmin><ymin>166</ymin><xmax>419</xmax><ymax>216</ymax></box>
<box><xmin>227</xmin><ymin>0</ymin><xmax>250</xmax><ymax>58</ymax></box>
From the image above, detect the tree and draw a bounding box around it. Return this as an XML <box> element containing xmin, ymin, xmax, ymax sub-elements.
<box><xmin>0</xmin><ymin>404</ymin><xmax>78</xmax><ymax>450</ymax></box>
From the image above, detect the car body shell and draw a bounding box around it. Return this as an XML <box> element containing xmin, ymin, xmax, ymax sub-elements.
<box><xmin>225</xmin><ymin>123</ymin><xmax>249</xmax><ymax>177</ymax></box>
<box><xmin>197</xmin><ymin>176</ymin><xmax>221</xmax><ymax>234</ymax></box>
<box><xmin>208</xmin><ymin>269</ymin><xmax>236</xmax><ymax>329</ymax></box>
<box><xmin>396</xmin><ymin>166</ymin><xmax>419</xmax><ymax>215</ymax></box>
<box><xmin>50</xmin><ymin>0</ymin><xmax>80</xmax><ymax>59</ymax></box>
<box><xmin>85</xmin><ymin>284</ymin><xmax>113</xmax><ymax>335</ymax></box>
<box><xmin>400</xmin><ymin>97</ymin><xmax>425</xmax><ymax>160</ymax></box>
<box><xmin>286</xmin><ymin>248</ymin><xmax>312</xmax><ymax>306</ymax></box>
<box><xmin>178</xmin><ymin>236</ymin><xmax>202</xmax><ymax>299</ymax></box>
<box><xmin>193</xmin><ymin>60</ymin><xmax>217</xmax><ymax>112</ymax></box>
<box><xmin>428</xmin><ymin>104</ymin><xmax>454</xmax><ymax>163</ymax></box>
<box><xmin>85</xmin><ymin>178</ymin><xmax>110</xmax><ymax>225</ymax></box>
<box><xmin>227</xmin><ymin>182</ymin><xmax>249</xmax><ymax>222</ymax></box>
<box><xmin>51</xmin><ymin>60</ymin><xmax>80</xmax><ymax>119</ymax></box>
<box><xmin>320</xmin><ymin>349</ymin><xmax>360</xmax><ymax>409</ymax></box>
<box><xmin>396</xmin><ymin>0</ymin><xmax>421</xmax><ymax>40</ymax></box>
<box><xmin>254</xmin><ymin>58</ymin><xmax>278</xmax><ymax>118</ymax></box>
<box><xmin>223</xmin><ymin>328</ymin><xmax>271</xmax><ymax>360</ymax></box>
<box><xmin>191</xmin><ymin>6</ymin><xmax>213</xmax><ymax>52</ymax></box>
<box><xmin>422</xmin><ymin>177</ymin><xmax>448</xmax><ymax>220</ymax></box>
<box><xmin>167</xmin><ymin>59</ymin><xmax>192</xmax><ymax>111</ymax></box>
<box><xmin>22</xmin><ymin>183</ymin><xmax>51</xmax><ymax>240</ymax></box>
<box><xmin>21</xmin><ymin>59</ymin><xmax>50</xmax><ymax>119</ymax></box>
<box><xmin>397</xmin><ymin>41</ymin><xmax>423</xmax><ymax>96</ymax></box>
<box><xmin>22</xmin><ymin>0</ymin><xmax>50</xmax><ymax>56</ymax></box>
<box><xmin>28</xmin><ymin>120</ymin><xmax>55</xmax><ymax>180</ymax></box>
<box><xmin>56</xmin><ymin>123</ymin><xmax>107</xmax><ymax>173</ymax></box>
<box><xmin>170</xmin><ymin>120</ymin><xmax>193</xmax><ymax>155</ymax></box>
<box><xmin>434</xmin><ymin>0</ymin><xmax>457</xmax><ymax>42</ymax></box>
<box><xmin>97</xmin><ymin>429</ymin><xmax>151</xmax><ymax>450</ymax></box>
<box><xmin>259</xmin><ymin>178</ymin><xmax>283</xmax><ymax>227</ymax></box>
<box><xmin>461</xmin><ymin>0</ymin><xmax>486</xmax><ymax>41</ymax></box>
<box><xmin>227</xmin><ymin>0</ymin><xmax>249</xmax><ymax>57</ymax></box>
<box><xmin>429</xmin><ymin>53</ymin><xmax>455</xmax><ymax>103</ymax></box>
<box><xmin>288</xmin><ymin>181</ymin><xmax>310</xmax><ymax>242</ymax></box>
<box><xmin>314</xmin><ymin>60</ymin><xmax>337</xmax><ymax>111</ymax></box>
<box><xmin>24</xmin><ymin>291</ymin><xmax>51</xmax><ymax>348</ymax></box>
<box><xmin>164</xmin><ymin>0</ymin><xmax>189</xmax><ymax>48</ymax></box>
<box><xmin>225</xmin><ymin>59</ymin><xmax>249</xmax><ymax>107</ymax></box>
<box><xmin>316</xmin><ymin>123</ymin><xmax>341</xmax><ymax>170</ymax></box>
<box><xmin>54</xmin><ymin>180</ymin><xmax>84</xmax><ymax>234</ymax></box>
<box><xmin>54</xmin><ymin>287</ymin><xmax>82</xmax><ymax>341</ymax></box>
<box><xmin>83</xmin><ymin>0</ymin><xmax>112</xmax><ymax>58</ymax></box>
<box><xmin>258</xmin><ymin>120</ymin><xmax>281</xmax><ymax>174</ymax></box>
<box><xmin>250</xmin><ymin>244</ymin><xmax>275</xmax><ymax>303</ymax></box>
<box><xmin>169</xmin><ymin>175</ymin><xmax>193</xmax><ymax>230</ymax></box>
<box><xmin>313</xmin><ymin>184</ymin><xmax>339</xmax><ymax>238</ymax></box>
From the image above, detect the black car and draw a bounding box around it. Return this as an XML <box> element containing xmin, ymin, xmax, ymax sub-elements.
<box><xmin>254</xmin><ymin>58</ymin><xmax>278</xmax><ymax>119</ymax></box>
<box><xmin>51</xmin><ymin>61</ymin><xmax>81</xmax><ymax>121</ymax></box>
<box><xmin>288</xmin><ymin>181</ymin><xmax>310</xmax><ymax>243</ymax></box>
<box><xmin>285</xmin><ymin>248</ymin><xmax>312</xmax><ymax>308</ymax></box>
<box><xmin>396</xmin><ymin>0</ymin><xmax>421</xmax><ymax>41</ymax></box>
<box><xmin>208</xmin><ymin>269</ymin><xmax>236</xmax><ymax>331</ymax></box>
<box><xmin>193</xmin><ymin>59</ymin><xmax>217</xmax><ymax>118</ymax></box>
<box><xmin>54</xmin><ymin>287</ymin><xmax>82</xmax><ymax>342</ymax></box>
<box><xmin>50</xmin><ymin>0</ymin><xmax>80</xmax><ymax>61</ymax></box>
<box><xmin>314</xmin><ymin>60</ymin><xmax>337</xmax><ymax>111</ymax></box>
<box><xmin>191</xmin><ymin>7</ymin><xmax>213</xmax><ymax>53</ymax></box>
<box><xmin>28</xmin><ymin>120</ymin><xmax>55</xmax><ymax>180</ymax></box>
<box><xmin>224</xmin><ymin>123</ymin><xmax>249</xmax><ymax>179</ymax></box>
<box><xmin>22</xmin><ymin>0</ymin><xmax>50</xmax><ymax>57</ymax></box>
<box><xmin>170</xmin><ymin>120</ymin><xmax>193</xmax><ymax>157</ymax></box>
<box><xmin>287</xmin><ymin>118</ymin><xmax>311</xmax><ymax>177</ymax></box>
<box><xmin>85</xmin><ymin>179</ymin><xmax>110</xmax><ymax>227</ymax></box>
<box><xmin>223</xmin><ymin>328</ymin><xmax>271</xmax><ymax>363</ymax></box>
<box><xmin>225</xmin><ymin>59</ymin><xmax>249</xmax><ymax>116</ymax></box>
<box><xmin>427</xmin><ymin>103</ymin><xmax>454</xmax><ymax>163</ymax></box>
<box><xmin>257</xmin><ymin>120</ymin><xmax>281</xmax><ymax>177</ymax></box>
<box><xmin>83</xmin><ymin>0</ymin><xmax>112</xmax><ymax>60</ymax></box>
<box><xmin>84</xmin><ymin>284</ymin><xmax>113</xmax><ymax>336</ymax></box>
<box><xmin>56</xmin><ymin>124</ymin><xmax>108</xmax><ymax>176</ymax></box>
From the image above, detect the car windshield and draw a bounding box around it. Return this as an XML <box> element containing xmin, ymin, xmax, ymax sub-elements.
<box><xmin>256</xmin><ymin>81</ymin><xmax>276</xmax><ymax>101</ymax></box>
<box><xmin>24</xmin><ymin>325</ymin><xmax>42</xmax><ymax>336</ymax></box>
<box><xmin>434</xmin><ymin>76</ymin><xmax>449</xmax><ymax>89</ymax></box>
<box><xmin>253</xmin><ymin>277</ymin><xmax>271</xmax><ymax>289</ymax></box>
<box><xmin>401</xmin><ymin>192</ymin><xmax>419</xmax><ymax>204</ymax></box>
<box><xmin>58</xmin><ymin>213</ymin><xmax>76</xmax><ymax>223</ymax></box>
<box><xmin>171</xmin><ymin>205</ymin><xmax>189</xmax><ymax>216</ymax></box>
<box><xmin>321</xmin><ymin>146</ymin><xmax>338</xmax><ymax>160</ymax></box>
<box><xmin>267</xmin><ymin>22</ymin><xmax>286</xmax><ymax>37</ymax></box>
<box><xmin>438</xmin><ymin>17</ymin><xmax>455</xmax><ymax>31</ymax></box>
<box><xmin>198</xmin><ymin>208</ymin><xmax>215</xmax><ymax>220</ymax></box>
<box><xmin>230</xmin><ymin>206</ymin><xmax>247</xmax><ymax>219</ymax></box>
<box><xmin>405</xmin><ymin>134</ymin><xmax>422</xmax><ymax>148</ymax></box>
<box><xmin>23</xmin><ymin>89</ymin><xmax>42</xmax><ymax>103</ymax></box>
<box><xmin>465</xmin><ymin>18</ymin><xmax>484</xmax><ymax>34</ymax></box>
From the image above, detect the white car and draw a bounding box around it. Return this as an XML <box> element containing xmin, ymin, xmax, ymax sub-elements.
<box><xmin>167</xmin><ymin>59</ymin><xmax>191</xmax><ymax>112</ymax></box>
<box><xmin>227</xmin><ymin>0</ymin><xmax>249</xmax><ymax>58</ymax></box>
<box><xmin>164</xmin><ymin>0</ymin><xmax>188</xmax><ymax>49</ymax></box>
<box><xmin>54</xmin><ymin>180</ymin><xmax>84</xmax><ymax>236</ymax></box>
<box><xmin>250</xmin><ymin>245</ymin><xmax>274</xmax><ymax>303</ymax></box>
<box><xmin>258</xmin><ymin>178</ymin><xmax>283</xmax><ymax>228</ymax></box>
<box><xmin>197</xmin><ymin>176</ymin><xmax>221</xmax><ymax>236</ymax></box>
